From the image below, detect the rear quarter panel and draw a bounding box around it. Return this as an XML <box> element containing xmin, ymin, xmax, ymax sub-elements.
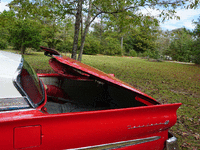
<box><xmin>0</xmin><ymin>103</ymin><xmax>181</xmax><ymax>150</ymax></box>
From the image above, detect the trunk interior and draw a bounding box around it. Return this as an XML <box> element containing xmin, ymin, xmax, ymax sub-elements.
<box><xmin>40</xmin><ymin>76</ymin><xmax>147</xmax><ymax>114</ymax></box>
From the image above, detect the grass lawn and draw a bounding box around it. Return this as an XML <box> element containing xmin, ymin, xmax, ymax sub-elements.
<box><xmin>4</xmin><ymin>50</ymin><xmax>200</xmax><ymax>149</ymax></box>
<box><xmin>82</xmin><ymin>55</ymin><xmax>200</xmax><ymax>150</ymax></box>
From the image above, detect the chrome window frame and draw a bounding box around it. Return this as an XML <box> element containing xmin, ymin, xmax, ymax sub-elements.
<box><xmin>13</xmin><ymin>57</ymin><xmax>45</xmax><ymax>108</ymax></box>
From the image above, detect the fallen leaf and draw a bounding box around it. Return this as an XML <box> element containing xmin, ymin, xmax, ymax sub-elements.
<box><xmin>182</xmin><ymin>132</ymin><xmax>188</xmax><ymax>136</ymax></box>
<box><xmin>193</xmin><ymin>133</ymin><xmax>200</xmax><ymax>140</ymax></box>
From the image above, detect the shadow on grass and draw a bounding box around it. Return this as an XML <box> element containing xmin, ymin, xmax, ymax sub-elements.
<box><xmin>23</xmin><ymin>51</ymin><xmax>44</xmax><ymax>56</ymax></box>
<box><xmin>35</xmin><ymin>69</ymin><xmax>54</xmax><ymax>73</ymax></box>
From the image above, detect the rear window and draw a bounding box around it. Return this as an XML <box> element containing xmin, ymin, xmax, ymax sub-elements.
<box><xmin>20</xmin><ymin>60</ymin><xmax>44</xmax><ymax>105</ymax></box>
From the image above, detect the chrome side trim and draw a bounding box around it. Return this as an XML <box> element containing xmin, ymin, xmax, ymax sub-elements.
<box><xmin>166</xmin><ymin>133</ymin><xmax>179</xmax><ymax>150</ymax></box>
<box><xmin>128</xmin><ymin>120</ymin><xmax>169</xmax><ymax>129</ymax></box>
<box><xmin>0</xmin><ymin>108</ymin><xmax>35</xmax><ymax>114</ymax></box>
<box><xmin>69</xmin><ymin>136</ymin><xmax>160</xmax><ymax>150</ymax></box>
<box><xmin>0</xmin><ymin>97</ymin><xmax>29</xmax><ymax>111</ymax></box>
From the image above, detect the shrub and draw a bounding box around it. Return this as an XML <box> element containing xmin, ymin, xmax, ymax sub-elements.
<box><xmin>102</xmin><ymin>37</ymin><xmax>122</xmax><ymax>56</ymax></box>
<box><xmin>142</xmin><ymin>51</ymin><xmax>150</xmax><ymax>57</ymax></box>
<box><xmin>192</xmin><ymin>41</ymin><xmax>200</xmax><ymax>64</ymax></box>
<box><xmin>129</xmin><ymin>50</ymin><xmax>137</xmax><ymax>57</ymax></box>
<box><xmin>0</xmin><ymin>38</ymin><xmax>8</xmax><ymax>49</ymax></box>
<box><xmin>83</xmin><ymin>36</ymin><xmax>100</xmax><ymax>55</ymax></box>
<box><xmin>151</xmin><ymin>50</ymin><xmax>160</xmax><ymax>59</ymax></box>
<box><xmin>137</xmin><ymin>52</ymin><xmax>143</xmax><ymax>57</ymax></box>
<box><xmin>56</xmin><ymin>41</ymin><xmax>73</xmax><ymax>53</ymax></box>
<box><xmin>193</xmin><ymin>54</ymin><xmax>200</xmax><ymax>64</ymax></box>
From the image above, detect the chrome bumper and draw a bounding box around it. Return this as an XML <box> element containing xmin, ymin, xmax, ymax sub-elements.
<box><xmin>166</xmin><ymin>132</ymin><xmax>179</xmax><ymax>150</ymax></box>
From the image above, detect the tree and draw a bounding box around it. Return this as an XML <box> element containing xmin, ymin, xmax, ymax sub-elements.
<box><xmin>41</xmin><ymin>22</ymin><xmax>62</xmax><ymax>49</ymax></box>
<box><xmin>71</xmin><ymin>0</ymin><xmax>82</xmax><ymax>60</ymax></box>
<box><xmin>156</xmin><ymin>29</ymin><xmax>171</xmax><ymax>57</ymax></box>
<box><xmin>0</xmin><ymin>10</ymin><xmax>16</xmax><ymax>49</ymax></box>
<box><xmin>168</xmin><ymin>28</ymin><xmax>194</xmax><ymax>62</ymax></box>
<box><xmin>91</xmin><ymin>21</ymin><xmax>122</xmax><ymax>55</ymax></box>
<box><xmin>103</xmin><ymin>10</ymin><xmax>139</xmax><ymax>55</ymax></box>
<box><xmin>82</xmin><ymin>34</ymin><xmax>100</xmax><ymax>55</ymax></box>
<box><xmin>55</xmin><ymin>18</ymin><xmax>74</xmax><ymax>52</ymax></box>
<box><xmin>8</xmin><ymin>0</ymin><xmax>200</xmax><ymax>60</ymax></box>
<box><xmin>71</xmin><ymin>0</ymin><xmax>200</xmax><ymax>61</ymax></box>
<box><xmin>92</xmin><ymin>21</ymin><xmax>104</xmax><ymax>42</ymax></box>
<box><xmin>123</xmin><ymin>16</ymin><xmax>159</xmax><ymax>55</ymax></box>
<box><xmin>77</xmin><ymin>0</ymin><xmax>92</xmax><ymax>61</ymax></box>
<box><xmin>192</xmin><ymin>16</ymin><xmax>200</xmax><ymax>64</ymax></box>
<box><xmin>8</xmin><ymin>0</ymin><xmax>75</xmax><ymax>51</ymax></box>
<box><xmin>9</xmin><ymin>19</ymin><xmax>41</xmax><ymax>54</ymax></box>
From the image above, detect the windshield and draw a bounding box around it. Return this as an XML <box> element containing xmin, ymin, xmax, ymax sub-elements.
<box><xmin>20</xmin><ymin>60</ymin><xmax>44</xmax><ymax>105</ymax></box>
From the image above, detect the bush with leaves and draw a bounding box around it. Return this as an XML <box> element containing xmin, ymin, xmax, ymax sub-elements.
<box><xmin>129</xmin><ymin>50</ymin><xmax>137</xmax><ymax>57</ymax></box>
<box><xmin>192</xmin><ymin>40</ymin><xmax>200</xmax><ymax>64</ymax></box>
<box><xmin>101</xmin><ymin>37</ymin><xmax>121</xmax><ymax>56</ymax></box>
<box><xmin>56</xmin><ymin>41</ymin><xmax>73</xmax><ymax>53</ymax></box>
<box><xmin>83</xmin><ymin>36</ymin><xmax>100</xmax><ymax>55</ymax></box>
<box><xmin>0</xmin><ymin>38</ymin><xmax>8</xmax><ymax>49</ymax></box>
<box><xmin>192</xmin><ymin>16</ymin><xmax>200</xmax><ymax>64</ymax></box>
<box><xmin>124</xmin><ymin>26</ymin><xmax>158</xmax><ymax>54</ymax></box>
<box><xmin>167</xmin><ymin>28</ymin><xmax>194</xmax><ymax>62</ymax></box>
<box><xmin>41</xmin><ymin>24</ymin><xmax>63</xmax><ymax>49</ymax></box>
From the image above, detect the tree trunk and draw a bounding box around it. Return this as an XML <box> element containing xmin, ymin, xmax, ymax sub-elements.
<box><xmin>21</xmin><ymin>37</ymin><xmax>25</xmax><ymax>54</ymax></box>
<box><xmin>78</xmin><ymin>0</ymin><xmax>92</xmax><ymax>62</ymax></box>
<box><xmin>121</xmin><ymin>36</ymin><xmax>123</xmax><ymax>55</ymax></box>
<box><xmin>81</xmin><ymin>13</ymin><xmax>83</xmax><ymax>40</ymax></box>
<box><xmin>71</xmin><ymin>0</ymin><xmax>82</xmax><ymax>60</ymax></box>
<box><xmin>21</xmin><ymin>45</ymin><xmax>25</xmax><ymax>54</ymax></box>
<box><xmin>100</xmin><ymin>14</ymin><xmax>103</xmax><ymax>42</ymax></box>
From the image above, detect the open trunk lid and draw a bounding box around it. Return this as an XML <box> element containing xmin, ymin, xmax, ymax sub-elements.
<box><xmin>39</xmin><ymin>47</ymin><xmax>182</xmax><ymax>149</ymax></box>
<box><xmin>40</xmin><ymin>47</ymin><xmax>178</xmax><ymax>106</ymax></box>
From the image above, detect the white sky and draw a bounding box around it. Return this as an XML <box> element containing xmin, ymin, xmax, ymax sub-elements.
<box><xmin>0</xmin><ymin>1</ymin><xmax>9</xmax><ymax>12</ymax></box>
<box><xmin>140</xmin><ymin>7</ymin><xmax>200</xmax><ymax>31</ymax></box>
<box><xmin>0</xmin><ymin>0</ymin><xmax>199</xmax><ymax>31</ymax></box>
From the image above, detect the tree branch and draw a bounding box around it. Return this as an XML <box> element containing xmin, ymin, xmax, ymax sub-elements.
<box><xmin>89</xmin><ymin>1</ymin><xmax>184</xmax><ymax>26</ymax></box>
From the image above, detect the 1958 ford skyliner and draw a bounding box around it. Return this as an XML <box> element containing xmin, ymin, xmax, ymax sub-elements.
<box><xmin>0</xmin><ymin>47</ymin><xmax>181</xmax><ymax>150</ymax></box>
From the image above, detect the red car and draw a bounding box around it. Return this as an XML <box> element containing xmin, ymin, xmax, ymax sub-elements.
<box><xmin>0</xmin><ymin>47</ymin><xmax>181</xmax><ymax>150</ymax></box>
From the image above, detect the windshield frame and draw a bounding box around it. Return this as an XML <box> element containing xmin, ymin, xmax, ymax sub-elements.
<box><xmin>13</xmin><ymin>57</ymin><xmax>45</xmax><ymax>108</ymax></box>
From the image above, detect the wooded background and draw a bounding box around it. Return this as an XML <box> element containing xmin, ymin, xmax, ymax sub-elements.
<box><xmin>0</xmin><ymin>0</ymin><xmax>200</xmax><ymax>63</ymax></box>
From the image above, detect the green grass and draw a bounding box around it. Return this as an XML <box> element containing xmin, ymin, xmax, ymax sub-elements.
<box><xmin>81</xmin><ymin>55</ymin><xmax>200</xmax><ymax>150</ymax></box>
<box><xmin>3</xmin><ymin>50</ymin><xmax>200</xmax><ymax>149</ymax></box>
<box><xmin>23</xmin><ymin>52</ymin><xmax>52</xmax><ymax>73</ymax></box>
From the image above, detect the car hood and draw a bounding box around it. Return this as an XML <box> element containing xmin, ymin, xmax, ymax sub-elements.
<box><xmin>40</xmin><ymin>46</ymin><xmax>159</xmax><ymax>105</ymax></box>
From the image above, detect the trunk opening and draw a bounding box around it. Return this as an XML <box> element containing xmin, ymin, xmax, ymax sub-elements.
<box><xmin>39</xmin><ymin>75</ymin><xmax>148</xmax><ymax>114</ymax></box>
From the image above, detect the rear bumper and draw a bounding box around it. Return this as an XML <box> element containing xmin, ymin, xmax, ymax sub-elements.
<box><xmin>166</xmin><ymin>132</ymin><xmax>179</xmax><ymax>150</ymax></box>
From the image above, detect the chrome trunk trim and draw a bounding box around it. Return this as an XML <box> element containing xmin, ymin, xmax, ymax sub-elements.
<box><xmin>69</xmin><ymin>136</ymin><xmax>160</xmax><ymax>150</ymax></box>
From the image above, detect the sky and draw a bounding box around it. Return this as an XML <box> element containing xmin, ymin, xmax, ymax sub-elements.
<box><xmin>140</xmin><ymin>7</ymin><xmax>200</xmax><ymax>31</ymax></box>
<box><xmin>0</xmin><ymin>0</ymin><xmax>199</xmax><ymax>31</ymax></box>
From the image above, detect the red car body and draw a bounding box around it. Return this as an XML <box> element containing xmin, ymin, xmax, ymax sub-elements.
<box><xmin>0</xmin><ymin>47</ymin><xmax>181</xmax><ymax>150</ymax></box>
